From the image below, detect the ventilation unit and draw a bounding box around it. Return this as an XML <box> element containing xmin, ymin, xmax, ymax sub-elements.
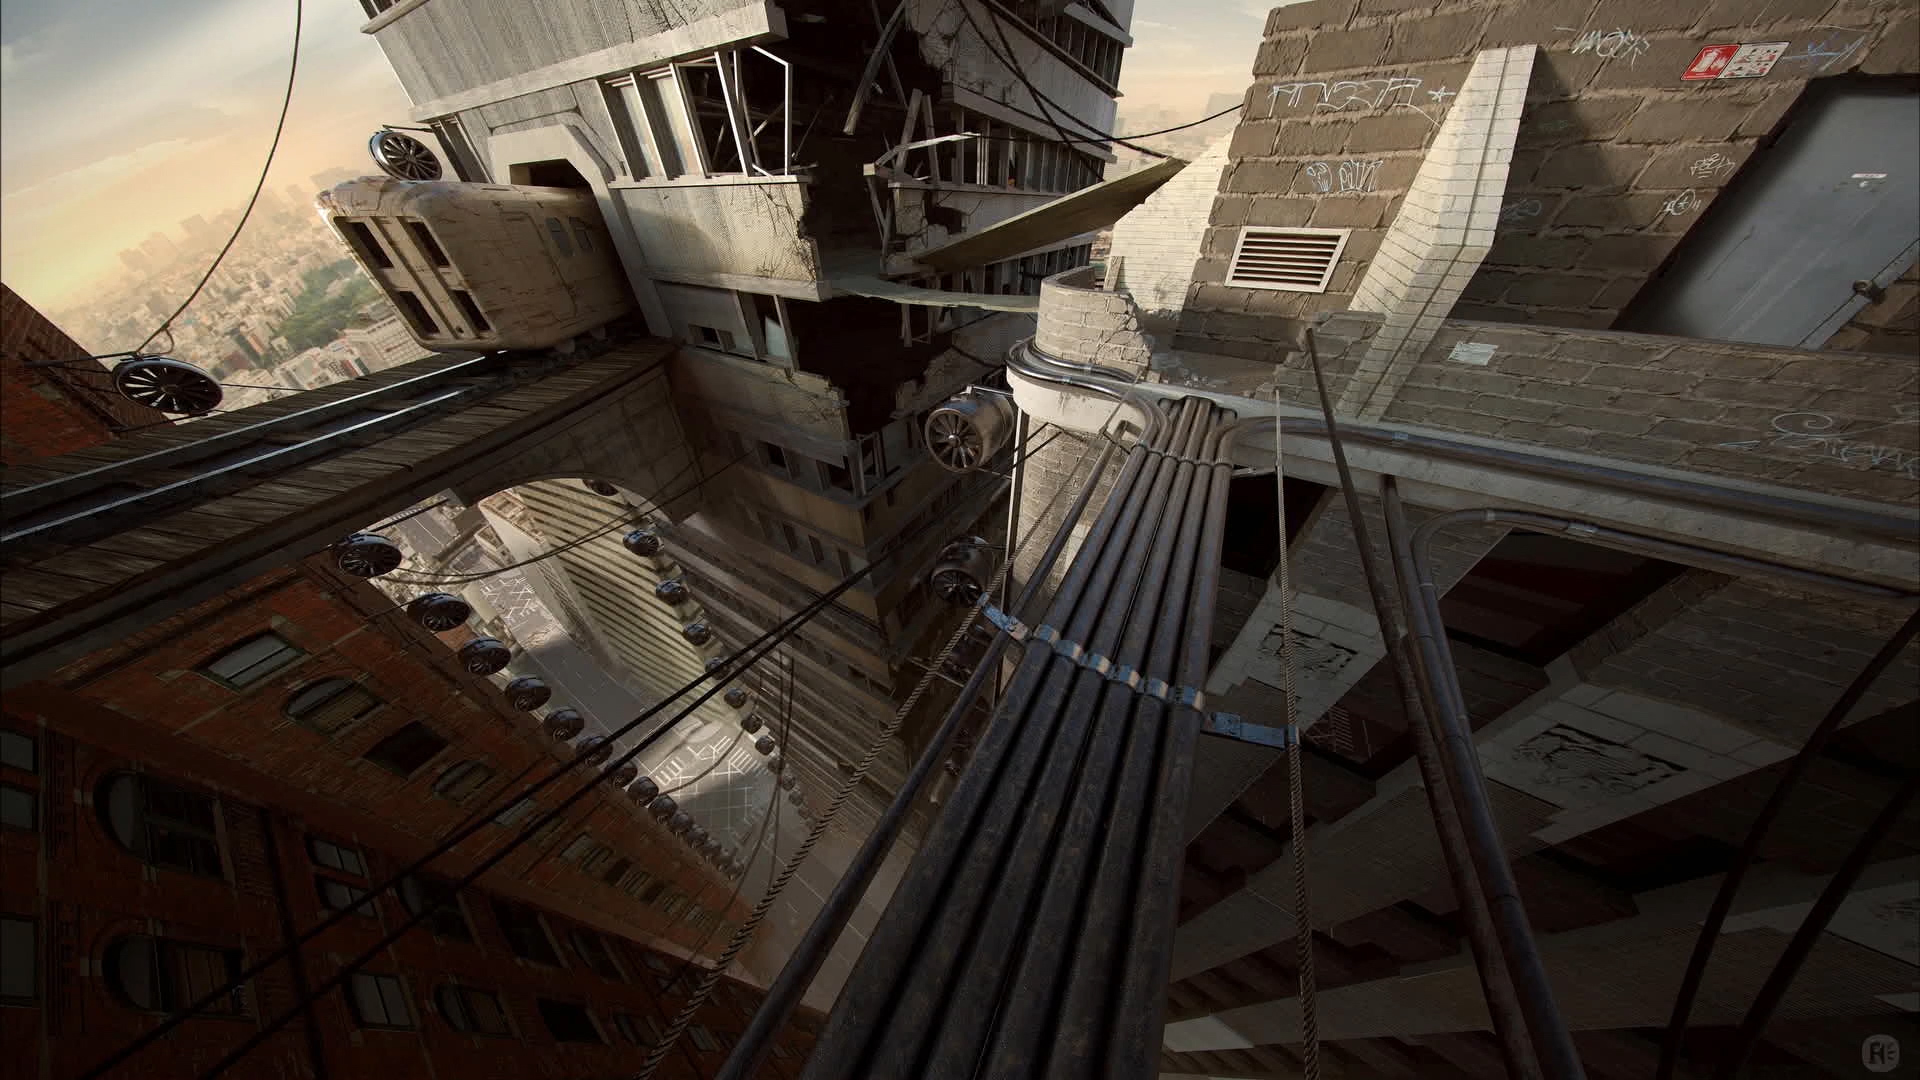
<box><xmin>1225</xmin><ymin>227</ymin><xmax>1349</xmax><ymax>292</ymax></box>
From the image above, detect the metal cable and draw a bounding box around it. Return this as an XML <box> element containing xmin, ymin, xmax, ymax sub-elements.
<box><xmin>634</xmin><ymin>396</ymin><xmax>1133</xmax><ymax>1079</ymax></box>
<box><xmin>1272</xmin><ymin>378</ymin><xmax>1319</xmax><ymax>1079</ymax></box>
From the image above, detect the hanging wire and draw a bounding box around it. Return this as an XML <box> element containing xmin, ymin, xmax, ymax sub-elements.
<box><xmin>1273</xmin><ymin>375</ymin><xmax>1320</xmax><ymax>1079</ymax></box>
<box><xmin>137</xmin><ymin>0</ymin><xmax>303</xmax><ymax>356</ymax></box>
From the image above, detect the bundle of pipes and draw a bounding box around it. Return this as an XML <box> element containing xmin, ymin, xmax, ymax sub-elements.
<box><xmin>800</xmin><ymin>395</ymin><xmax>1239</xmax><ymax>1079</ymax></box>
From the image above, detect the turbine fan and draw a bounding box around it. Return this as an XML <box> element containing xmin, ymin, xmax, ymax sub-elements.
<box><xmin>114</xmin><ymin>357</ymin><xmax>223</xmax><ymax>415</ymax></box>
<box><xmin>369</xmin><ymin>129</ymin><xmax>442</xmax><ymax>181</ymax></box>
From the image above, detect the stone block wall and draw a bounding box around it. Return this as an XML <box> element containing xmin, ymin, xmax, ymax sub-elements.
<box><xmin>1196</xmin><ymin>0</ymin><xmax>1920</xmax><ymax>335</ymax></box>
<box><xmin>1109</xmin><ymin>135</ymin><xmax>1235</xmax><ymax>320</ymax></box>
<box><xmin>1033</xmin><ymin>265</ymin><xmax>1156</xmax><ymax>374</ymax></box>
<box><xmin>1376</xmin><ymin>319</ymin><xmax>1920</xmax><ymax>503</ymax></box>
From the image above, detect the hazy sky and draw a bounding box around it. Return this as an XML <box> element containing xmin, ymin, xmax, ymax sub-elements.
<box><xmin>0</xmin><ymin>0</ymin><xmax>1264</xmax><ymax>314</ymax></box>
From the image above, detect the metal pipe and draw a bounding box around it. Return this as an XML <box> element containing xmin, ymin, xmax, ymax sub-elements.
<box><xmin>1008</xmin><ymin>339</ymin><xmax>1914</xmax><ymax>543</ymax></box>
<box><xmin>1380</xmin><ymin>478</ymin><xmax>1541</xmax><ymax>1080</ymax></box>
<box><xmin>1712</xmin><ymin>759</ymin><xmax>1919</xmax><ymax>1080</ymax></box>
<box><xmin>841</xmin><ymin>0</ymin><xmax>910</xmax><ymax>135</ymax></box>
<box><xmin>713</xmin><ymin>430</ymin><xmax>1124</xmax><ymax>1080</ymax></box>
<box><xmin>1382</xmin><ymin>482</ymin><xmax>1587</xmax><ymax>1079</ymax></box>
<box><xmin>801</xmin><ymin>399</ymin><xmax>1172</xmax><ymax>1076</ymax></box>
<box><xmin>1655</xmin><ymin>609</ymin><xmax>1920</xmax><ymax>1080</ymax></box>
<box><xmin>1048</xmin><ymin>405</ymin><xmax>1229</xmax><ymax>1079</ymax></box>
<box><xmin>913</xmin><ymin>402</ymin><xmax>1213</xmax><ymax>1075</ymax></box>
<box><xmin>1002</xmin><ymin>408</ymin><xmax>1029</xmax><ymax>611</ymax></box>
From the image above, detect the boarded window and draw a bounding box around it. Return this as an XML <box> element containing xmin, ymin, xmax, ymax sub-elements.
<box><xmin>285</xmin><ymin>679</ymin><xmax>381</xmax><ymax>736</ymax></box>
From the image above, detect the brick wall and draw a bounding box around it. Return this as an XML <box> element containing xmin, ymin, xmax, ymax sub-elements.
<box><xmin>1197</xmin><ymin>0</ymin><xmax>1919</xmax><ymax>335</ymax></box>
<box><xmin>1032</xmin><ymin>266</ymin><xmax>1155</xmax><ymax>374</ymax></box>
<box><xmin>0</xmin><ymin>722</ymin><xmax>819</xmax><ymax>1079</ymax></box>
<box><xmin>1109</xmin><ymin>134</ymin><xmax>1235</xmax><ymax>321</ymax></box>
<box><xmin>1374</xmin><ymin>317</ymin><xmax>1919</xmax><ymax>503</ymax></box>
<box><xmin>0</xmin><ymin>284</ymin><xmax>169</xmax><ymax>463</ymax></box>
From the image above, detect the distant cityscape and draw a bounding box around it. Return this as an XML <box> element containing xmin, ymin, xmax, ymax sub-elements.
<box><xmin>52</xmin><ymin>165</ymin><xmax>432</xmax><ymax>414</ymax></box>
<box><xmin>1106</xmin><ymin>91</ymin><xmax>1243</xmax><ymax>178</ymax></box>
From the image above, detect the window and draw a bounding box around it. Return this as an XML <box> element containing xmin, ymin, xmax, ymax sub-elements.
<box><xmin>391</xmin><ymin>290</ymin><xmax>440</xmax><ymax>337</ymax></box>
<box><xmin>761</xmin><ymin>442</ymin><xmax>787</xmax><ymax>472</ymax></box>
<box><xmin>808</xmin><ymin>536</ymin><xmax>826</xmax><ymax>566</ymax></box>
<box><xmin>359</xmin><ymin>0</ymin><xmax>398</xmax><ymax>17</ymax></box>
<box><xmin>546</xmin><ymin>218</ymin><xmax>573</xmax><ymax>257</ymax></box>
<box><xmin>340</xmin><ymin>220</ymin><xmax>393</xmax><ymax>269</ymax></box>
<box><xmin>0</xmin><ymin>917</ymin><xmax>34</xmax><ymax>1002</ymax></box>
<box><xmin>361</xmin><ymin>722</ymin><xmax>449</xmax><ymax>777</ymax></box>
<box><xmin>569</xmin><ymin>930</ymin><xmax>624</xmax><ymax>981</ymax></box>
<box><xmin>537</xmin><ymin>998</ymin><xmax>602</xmax><ymax>1043</ymax></box>
<box><xmin>688</xmin><ymin>1023</ymin><xmax>720</xmax><ymax>1052</ymax></box>
<box><xmin>609</xmin><ymin>1012</ymin><xmax>646</xmax><ymax>1045</ymax></box>
<box><xmin>317</xmin><ymin>877</ymin><xmax>375</xmax><ymax>916</ymax></box>
<box><xmin>399</xmin><ymin>876</ymin><xmax>473</xmax><ymax>941</ymax></box>
<box><xmin>0</xmin><ymin>785</ymin><xmax>33</xmax><ymax>831</ymax></box>
<box><xmin>780</xmin><ymin>523</ymin><xmax>799</xmax><ymax>553</ymax></box>
<box><xmin>492</xmin><ymin>899</ymin><xmax>561</xmax><ymax>965</ymax></box>
<box><xmin>601</xmin><ymin>857</ymin><xmax>632</xmax><ymax>887</ymax></box>
<box><xmin>494</xmin><ymin>797</ymin><xmax>536</xmax><ymax>827</ymax></box>
<box><xmin>0</xmin><ymin>731</ymin><xmax>34</xmax><ymax>772</ymax></box>
<box><xmin>569</xmin><ymin>218</ymin><xmax>595</xmax><ymax>252</ymax></box>
<box><xmin>451</xmin><ymin>289</ymin><xmax>490</xmax><ymax>334</ymax></box>
<box><xmin>1225</xmin><ymin>227</ymin><xmax>1348</xmax><ymax>292</ymax></box>
<box><xmin>284</xmin><ymin>679</ymin><xmax>381</xmax><ymax>736</ymax></box>
<box><xmin>436</xmin><ymin>984</ymin><xmax>512</xmax><ymax>1036</ymax></box>
<box><xmin>200</xmin><ymin>633</ymin><xmax>303</xmax><ymax>689</ymax></box>
<box><xmin>100</xmin><ymin>774</ymin><xmax>223</xmax><ymax>877</ymax></box>
<box><xmin>433</xmin><ymin>760</ymin><xmax>494</xmax><ymax>802</ymax></box>
<box><xmin>347</xmin><ymin>972</ymin><xmax>416</xmax><ymax>1029</ymax></box>
<box><xmin>307</xmin><ymin>837</ymin><xmax>367</xmax><ymax>876</ymax></box>
<box><xmin>405</xmin><ymin>221</ymin><xmax>450</xmax><ymax>267</ymax></box>
<box><xmin>823</xmin><ymin>459</ymin><xmax>853</xmax><ymax>492</ymax></box>
<box><xmin>106</xmin><ymin>936</ymin><xmax>245</xmax><ymax>1015</ymax></box>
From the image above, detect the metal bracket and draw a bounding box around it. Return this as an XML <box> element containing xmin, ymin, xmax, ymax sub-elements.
<box><xmin>1202</xmin><ymin>714</ymin><xmax>1298</xmax><ymax>749</ymax></box>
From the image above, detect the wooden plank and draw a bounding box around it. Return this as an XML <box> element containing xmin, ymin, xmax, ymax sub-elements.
<box><xmin>28</xmin><ymin>547</ymin><xmax>167</xmax><ymax>585</ymax></box>
<box><xmin>0</xmin><ymin>570</ymin><xmax>99</xmax><ymax>610</ymax></box>
<box><xmin>189</xmin><ymin>492</ymin><xmax>310</xmax><ymax>526</ymax></box>
<box><xmin>90</xmin><ymin>528</ymin><xmax>215</xmax><ymax>562</ymax></box>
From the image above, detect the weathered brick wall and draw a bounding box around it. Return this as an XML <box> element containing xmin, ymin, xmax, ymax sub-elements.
<box><xmin>1</xmin><ymin>284</ymin><xmax>170</xmax><ymax>463</ymax></box>
<box><xmin>1829</xmin><ymin>257</ymin><xmax>1920</xmax><ymax>357</ymax></box>
<box><xmin>1033</xmin><ymin>266</ymin><xmax>1155</xmax><ymax>374</ymax></box>
<box><xmin>1198</xmin><ymin>0</ymin><xmax>1919</xmax><ymax>335</ymax></box>
<box><xmin>1109</xmin><ymin>135</ymin><xmax>1235</xmax><ymax>320</ymax></box>
<box><xmin>1376</xmin><ymin>319</ymin><xmax>1919</xmax><ymax>503</ymax></box>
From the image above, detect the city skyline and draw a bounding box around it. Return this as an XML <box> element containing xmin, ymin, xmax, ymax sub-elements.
<box><xmin>0</xmin><ymin>0</ymin><xmax>1263</xmax><ymax>318</ymax></box>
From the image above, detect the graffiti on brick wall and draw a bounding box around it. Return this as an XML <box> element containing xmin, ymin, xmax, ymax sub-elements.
<box><xmin>1717</xmin><ymin>404</ymin><xmax>1920</xmax><ymax>479</ymax></box>
<box><xmin>1498</xmin><ymin>197</ymin><xmax>1545</xmax><ymax>228</ymax></box>
<box><xmin>1660</xmin><ymin>189</ymin><xmax>1703</xmax><ymax>216</ymax></box>
<box><xmin>1303</xmin><ymin>159</ymin><xmax>1385</xmax><ymax>195</ymax></box>
<box><xmin>1265</xmin><ymin>76</ymin><xmax>1453</xmax><ymax>128</ymax></box>
<box><xmin>1558</xmin><ymin>26</ymin><xmax>1652</xmax><ymax>65</ymax></box>
<box><xmin>1510</xmin><ymin>723</ymin><xmax>1682</xmax><ymax>800</ymax></box>
<box><xmin>1689</xmin><ymin>154</ymin><xmax>1738</xmax><ymax>180</ymax></box>
<box><xmin>1775</xmin><ymin>27</ymin><xmax>1871</xmax><ymax>73</ymax></box>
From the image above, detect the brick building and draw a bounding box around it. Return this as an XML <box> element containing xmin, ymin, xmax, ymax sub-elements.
<box><xmin>0</xmin><ymin>303</ymin><xmax>817</xmax><ymax>1075</ymax></box>
<box><xmin>1</xmin><ymin>285</ymin><xmax>170</xmax><ymax>463</ymax></box>
<box><xmin>1002</xmin><ymin>1</ymin><xmax>1919</xmax><ymax>1075</ymax></box>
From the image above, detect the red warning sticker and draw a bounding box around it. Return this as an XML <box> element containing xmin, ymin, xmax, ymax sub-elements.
<box><xmin>1683</xmin><ymin>44</ymin><xmax>1740</xmax><ymax>80</ymax></box>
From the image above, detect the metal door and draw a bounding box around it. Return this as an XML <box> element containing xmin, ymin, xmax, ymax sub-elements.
<box><xmin>1626</xmin><ymin>86</ymin><xmax>1919</xmax><ymax>347</ymax></box>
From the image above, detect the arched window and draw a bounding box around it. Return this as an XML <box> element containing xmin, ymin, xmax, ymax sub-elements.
<box><xmin>98</xmin><ymin>774</ymin><xmax>223</xmax><ymax>878</ymax></box>
<box><xmin>432</xmin><ymin>760</ymin><xmax>494</xmax><ymax>803</ymax></box>
<box><xmin>104</xmin><ymin>935</ymin><xmax>245</xmax><ymax>1015</ymax></box>
<box><xmin>284</xmin><ymin>679</ymin><xmax>382</xmax><ymax>736</ymax></box>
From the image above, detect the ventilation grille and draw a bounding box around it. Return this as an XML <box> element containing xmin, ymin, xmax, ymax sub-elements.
<box><xmin>1226</xmin><ymin>227</ymin><xmax>1349</xmax><ymax>292</ymax></box>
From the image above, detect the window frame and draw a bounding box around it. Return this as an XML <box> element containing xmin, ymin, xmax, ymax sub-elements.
<box><xmin>0</xmin><ymin>916</ymin><xmax>35</xmax><ymax>1004</ymax></box>
<box><xmin>399</xmin><ymin>875</ymin><xmax>474</xmax><ymax>942</ymax></box>
<box><xmin>307</xmin><ymin>836</ymin><xmax>369</xmax><ymax>877</ymax></box>
<box><xmin>316</xmin><ymin>876</ymin><xmax>377</xmax><ymax>917</ymax></box>
<box><xmin>0</xmin><ymin>730</ymin><xmax>35</xmax><ymax>773</ymax></box>
<box><xmin>567</xmin><ymin>929</ymin><xmax>626</xmax><ymax>982</ymax></box>
<box><xmin>198</xmin><ymin>633</ymin><xmax>304</xmax><ymax>690</ymax></box>
<box><xmin>284</xmin><ymin>678</ymin><xmax>382</xmax><ymax>737</ymax></box>
<box><xmin>0</xmin><ymin>783</ymin><xmax>35</xmax><ymax>831</ymax></box>
<box><xmin>99</xmin><ymin>774</ymin><xmax>226</xmax><ymax>879</ymax></box>
<box><xmin>491</xmin><ymin>899</ymin><xmax>563</xmax><ymax>966</ymax></box>
<box><xmin>432</xmin><ymin>759</ymin><xmax>495</xmax><ymax>803</ymax></box>
<box><xmin>361</xmin><ymin>721</ymin><xmax>450</xmax><ymax>778</ymax></box>
<box><xmin>105</xmin><ymin>935</ymin><xmax>247</xmax><ymax>1016</ymax></box>
<box><xmin>536</xmin><ymin>997</ymin><xmax>605</xmax><ymax>1044</ymax></box>
<box><xmin>435</xmin><ymin>983</ymin><xmax>513</xmax><ymax>1037</ymax></box>
<box><xmin>346</xmin><ymin>971</ymin><xmax>417</xmax><ymax>1030</ymax></box>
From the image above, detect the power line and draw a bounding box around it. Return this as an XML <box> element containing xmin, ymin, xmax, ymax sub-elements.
<box><xmin>137</xmin><ymin>0</ymin><xmax>303</xmax><ymax>356</ymax></box>
<box><xmin>82</xmin><ymin>555</ymin><xmax>880</xmax><ymax>1080</ymax></box>
<box><xmin>974</xmin><ymin>101</ymin><xmax>1243</xmax><ymax>149</ymax></box>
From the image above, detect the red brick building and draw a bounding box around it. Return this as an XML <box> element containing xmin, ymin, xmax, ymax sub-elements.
<box><xmin>0</xmin><ymin>294</ymin><xmax>816</xmax><ymax>1077</ymax></box>
<box><xmin>1</xmin><ymin>284</ymin><xmax>169</xmax><ymax>462</ymax></box>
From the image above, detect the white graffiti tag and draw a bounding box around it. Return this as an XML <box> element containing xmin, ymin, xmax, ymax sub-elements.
<box><xmin>1563</xmin><ymin>26</ymin><xmax>1652</xmax><ymax>65</ymax></box>
<box><xmin>1303</xmin><ymin>159</ymin><xmax>1385</xmax><ymax>194</ymax></box>
<box><xmin>1718</xmin><ymin>404</ymin><xmax>1920</xmax><ymax>479</ymax></box>
<box><xmin>1266</xmin><ymin>75</ymin><xmax>1450</xmax><ymax>128</ymax></box>
<box><xmin>1688</xmin><ymin>154</ymin><xmax>1737</xmax><ymax>180</ymax></box>
<box><xmin>1661</xmin><ymin>189</ymin><xmax>1702</xmax><ymax>217</ymax></box>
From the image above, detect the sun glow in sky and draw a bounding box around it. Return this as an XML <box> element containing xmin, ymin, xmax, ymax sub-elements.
<box><xmin>0</xmin><ymin>0</ymin><xmax>1264</xmax><ymax>315</ymax></box>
